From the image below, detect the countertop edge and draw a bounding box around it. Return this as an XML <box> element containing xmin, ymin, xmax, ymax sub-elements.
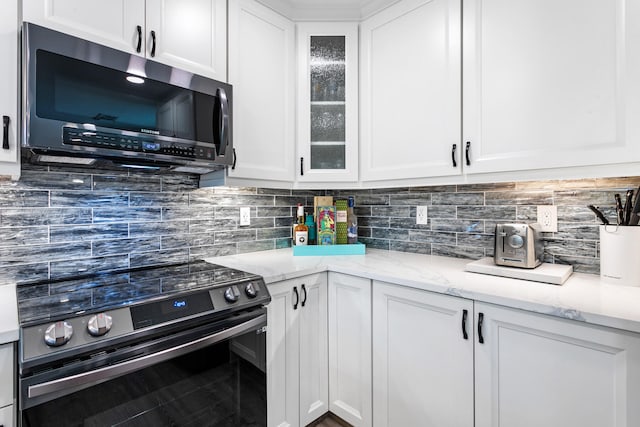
<box><xmin>205</xmin><ymin>249</ymin><xmax>640</xmax><ymax>335</ymax></box>
<box><xmin>0</xmin><ymin>283</ymin><xmax>19</xmax><ymax>344</ymax></box>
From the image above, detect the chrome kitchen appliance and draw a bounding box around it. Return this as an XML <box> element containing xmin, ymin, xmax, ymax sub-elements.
<box><xmin>17</xmin><ymin>260</ymin><xmax>268</xmax><ymax>426</ymax></box>
<box><xmin>494</xmin><ymin>223</ymin><xmax>544</xmax><ymax>268</ymax></box>
<box><xmin>22</xmin><ymin>22</ymin><xmax>233</xmax><ymax>174</ymax></box>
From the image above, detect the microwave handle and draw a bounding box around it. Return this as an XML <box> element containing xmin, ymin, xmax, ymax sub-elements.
<box><xmin>216</xmin><ymin>87</ymin><xmax>230</xmax><ymax>157</ymax></box>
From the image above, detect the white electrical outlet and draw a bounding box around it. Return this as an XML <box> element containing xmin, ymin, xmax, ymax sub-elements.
<box><xmin>537</xmin><ymin>205</ymin><xmax>558</xmax><ymax>232</ymax></box>
<box><xmin>416</xmin><ymin>206</ymin><xmax>428</xmax><ymax>225</ymax></box>
<box><xmin>240</xmin><ymin>207</ymin><xmax>251</xmax><ymax>226</ymax></box>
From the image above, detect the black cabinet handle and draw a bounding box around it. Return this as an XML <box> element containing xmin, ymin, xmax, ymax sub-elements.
<box><xmin>232</xmin><ymin>148</ymin><xmax>237</xmax><ymax>170</ymax></box>
<box><xmin>293</xmin><ymin>286</ymin><xmax>299</xmax><ymax>310</ymax></box>
<box><xmin>465</xmin><ymin>141</ymin><xmax>471</xmax><ymax>166</ymax></box>
<box><xmin>478</xmin><ymin>312</ymin><xmax>485</xmax><ymax>344</ymax></box>
<box><xmin>150</xmin><ymin>30</ymin><xmax>157</xmax><ymax>57</ymax></box>
<box><xmin>452</xmin><ymin>143</ymin><xmax>457</xmax><ymax>167</ymax></box>
<box><xmin>301</xmin><ymin>284</ymin><xmax>307</xmax><ymax>307</ymax></box>
<box><xmin>461</xmin><ymin>309</ymin><xmax>468</xmax><ymax>340</ymax></box>
<box><xmin>136</xmin><ymin>25</ymin><xmax>142</xmax><ymax>53</ymax></box>
<box><xmin>2</xmin><ymin>116</ymin><xmax>9</xmax><ymax>150</ymax></box>
<box><xmin>300</xmin><ymin>157</ymin><xmax>304</xmax><ymax>176</ymax></box>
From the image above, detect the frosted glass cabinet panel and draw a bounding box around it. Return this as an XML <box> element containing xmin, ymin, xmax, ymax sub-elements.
<box><xmin>297</xmin><ymin>23</ymin><xmax>358</xmax><ymax>182</ymax></box>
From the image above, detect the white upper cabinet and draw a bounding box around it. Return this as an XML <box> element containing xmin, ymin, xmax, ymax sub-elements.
<box><xmin>22</xmin><ymin>0</ymin><xmax>227</xmax><ymax>81</ymax></box>
<box><xmin>463</xmin><ymin>0</ymin><xmax>640</xmax><ymax>174</ymax></box>
<box><xmin>144</xmin><ymin>0</ymin><xmax>227</xmax><ymax>80</ymax></box>
<box><xmin>0</xmin><ymin>0</ymin><xmax>20</xmax><ymax>180</ymax></box>
<box><xmin>22</xmin><ymin>0</ymin><xmax>145</xmax><ymax>54</ymax></box>
<box><xmin>360</xmin><ymin>0</ymin><xmax>462</xmax><ymax>182</ymax></box>
<box><xmin>227</xmin><ymin>0</ymin><xmax>296</xmax><ymax>183</ymax></box>
<box><xmin>296</xmin><ymin>22</ymin><xmax>359</xmax><ymax>183</ymax></box>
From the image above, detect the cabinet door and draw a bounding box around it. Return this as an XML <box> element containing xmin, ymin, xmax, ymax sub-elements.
<box><xmin>145</xmin><ymin>0</ymin><xmax>226</xmax><ymax>81</ymax></box>
<box><xmin>267</xmin><ymin>280</ymin><xmax>300</xmax><ymax>427</ymax></box>
<box><xmin>0</xmin><ymin>404</ymin><xmax>14</xmax><ymax>427</ymax></box>
<box><xmin>360</xmin><ymin>0</ymin><xmax>461</xmax><ymax>182</ymax></box>
<box><xmin>0</xmin><ymin>343</ymin><xmax>13</xmax><ymax>408</ymax></box>
<box><xmin>372</xmin><ymin>282</ymin><xmax>474</xmax><ymax>427</ymax></box>
<box><xmin>463</xmin><ymin>0</ymin><xmax>640</xmax><ymax>174</ymax></box>
<box><xmin>475</xmin><ymin>302</ymin><xmax>640</xmax><ymax>427</ymax></box>
<box><xmin>298</xmin><ymin>273</ymin><xmax>329</xmax><ymax>426</ymax></box>
<box><xmin>227</xmin><ymin>0</ymin><xmax>295</xmax><ymax>183</ymax></box>
<box><xmin>0</xmin><ymin>0</ymin><xmax>20</xmax><ymax>179</ymax></box>
<box><xmin>328</xmin><ymin>273</ymin><xmax>371</xmax><ymax>427</ymax></box>
<box><xmin>296</xmin><ymin>22</ymin><xmax>358</xmax><ymax>183</ymax></box>
<box><xmin>22</xmin><ymin>0</ymin><xmax>145</xmax><ymax>54</ymax></box>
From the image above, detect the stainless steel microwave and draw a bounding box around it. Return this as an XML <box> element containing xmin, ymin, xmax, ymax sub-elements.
<box><xmin>22</xmin><ymin>22</ymin><xmax>233</xmax><ymax>174</ymax></box>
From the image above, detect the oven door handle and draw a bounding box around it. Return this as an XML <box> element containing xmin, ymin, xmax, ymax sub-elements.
<box><xmin>28</xmin><ymin>314</ymin><xmax>266</xmax><ymax>400</ymax></box>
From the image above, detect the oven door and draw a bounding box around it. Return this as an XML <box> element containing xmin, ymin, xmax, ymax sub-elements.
<box><xmin>20</xmin><ymin>310</ymin><xmax>266</xmax><ymax>427</ymax></box>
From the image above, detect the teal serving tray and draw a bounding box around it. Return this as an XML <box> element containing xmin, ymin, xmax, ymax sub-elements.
<box><xmin>293</xmin><ymin>243</ymin><xmax>366</xmax><ymax>256</ymax></box>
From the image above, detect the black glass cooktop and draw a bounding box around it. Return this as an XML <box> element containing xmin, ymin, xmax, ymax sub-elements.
<box><xmin>16</xmin><ymin>261</ymin><xmax>262</xmax><ymax>325</ymax></box>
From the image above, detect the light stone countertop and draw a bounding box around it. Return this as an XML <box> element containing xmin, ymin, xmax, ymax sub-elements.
<box><xmin>0</xmin><ymin>284</ymin><xmax>18</xmax><ymax>344</ymax></box>
<box><xmin>205</xmin><ymin>248</ymin><xmax>640</xmax><ymax>335</ymax></box>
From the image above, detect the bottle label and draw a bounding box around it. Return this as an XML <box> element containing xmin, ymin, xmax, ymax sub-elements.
<box><xmin>295</xmin><ymin>231</ymin><xmax>308</xmax><ymax>246</ymax></box>
<box><xmin>347</xmin><ymin>225</ymin><xmax>357</xmax><ymax>242</ymax></box>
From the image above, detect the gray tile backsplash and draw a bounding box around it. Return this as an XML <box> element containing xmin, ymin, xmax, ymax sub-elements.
<box><xmin>1</xmin><ymin>164</ymin><xmax>638</xmax><ymax>285</ymax></box>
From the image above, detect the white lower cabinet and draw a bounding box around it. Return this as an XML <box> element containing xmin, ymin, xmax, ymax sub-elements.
<box><xmin>0</xmin><ymin>405</ymin><xmax>13</xmax><ymax>427</ymax></box>
<box><xmin>267</xmin><ymin>273</ymin><xmax>328</xmax><ymax>427</ymax></box>
<box><xmin>475</xmin><ymin>302</ymin><xmax>640</xmax><ymax>427</ymax></box>
<box><xmin>372</xmin><ymin>281</ymin><xmax>473</xmax><ymax>427</ymax></box>
<box><xmin>328</xmin><ymin>273</ymin><xmax>372</xmax><ymax>427</ymax></box>
<box><xmin>0</xmin><ymin>343</ymin><xmax>15</xmax><ymax>427</ymax></box>
<box><xmin>371</xmin><ymin>282</ymin><xmax>640</xmax><ymax>427</ymax></box>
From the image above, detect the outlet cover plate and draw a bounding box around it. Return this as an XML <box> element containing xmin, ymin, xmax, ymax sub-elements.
<box><xmin>416</xmin><ymin>206</ymin><xmax>428</xmax><ymax>225</ymax></box>
<box><xmin>240</xmin><ymin>207</ymin><xmax>251</xmax><ymax>226</ymax></box>
<box><xmin>537</xmin><ymin>205</ymin><xmax>557</xmax><ymax>232</ymax></box>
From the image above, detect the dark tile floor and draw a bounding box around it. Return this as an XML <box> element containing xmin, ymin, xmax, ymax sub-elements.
<box><xmin>309</xmin><ymin>413</ymin><xmax>353</xmax><ymax>427</ymax></box>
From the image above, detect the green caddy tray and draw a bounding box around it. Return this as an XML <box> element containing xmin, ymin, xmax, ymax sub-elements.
<box><xmin>293</xmin><ymin>243</ymin><xmax>366</xmax><ymax>256</ymax></box>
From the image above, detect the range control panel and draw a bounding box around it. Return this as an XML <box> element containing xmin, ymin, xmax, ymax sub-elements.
<box><xmin>21</xmin><ymin>279</ymin><xmax>267</xmax><ymax>364</ymax></box>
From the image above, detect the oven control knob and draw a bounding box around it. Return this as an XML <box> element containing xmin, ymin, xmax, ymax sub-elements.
<box><xmin>224</xmin><ymin>286</ymin><xmax>239</xmax><ymax>303</ymax></box>
<box><xmin>245</xmin><ymin>282</ymin><xmax>258</xmax><ymax>298</ymax></box>
<box><xmin>87</xmin><ymin>313</ymin><xmax>113</xmax><ymax>337</ymax></box>
<box><xmin>44</xmin><ymin>321</ymin><xmax>73</xmax><ymax>347</ymax></box>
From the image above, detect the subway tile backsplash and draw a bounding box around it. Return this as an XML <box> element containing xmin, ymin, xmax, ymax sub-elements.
<box><xmin>1</xmin><ymin>164</ymin><xmax>638</xmax><ymax>285</ymax></box>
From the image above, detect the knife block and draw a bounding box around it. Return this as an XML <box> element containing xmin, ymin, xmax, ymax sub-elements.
<box><xmin>600</xmin><ymin>225</ymin><xmax>640</xmax><ymax>286</ymax></box>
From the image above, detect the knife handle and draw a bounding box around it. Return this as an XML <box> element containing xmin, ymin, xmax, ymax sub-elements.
<box><xmin>629</xmin><ymin>186</ymin><xmax>640</xmax><ymax>226</ymax></box>
<box><xmin>624</xmin><ymin>189</ymin><xmax>634</xmax><ymax>226</ymax></box>
<box><xmin>615</xmin><ymin>194</ymin><xmax>624</xmax><ymax>225</ymax></box>
<box><xmin>588</xmin><ymin>205</ymin><xmax>610</xmax><ymax>225</ymax></box>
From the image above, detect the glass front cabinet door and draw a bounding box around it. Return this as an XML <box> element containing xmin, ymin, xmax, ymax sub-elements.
<box><xmin>296</xmin><ymin>22</ymin><xmax>358</xmax><ymax>182</ymax></box>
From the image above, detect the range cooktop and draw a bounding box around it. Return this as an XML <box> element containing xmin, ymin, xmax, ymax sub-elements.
<box><xmin>16</xmin><ymin>260</ymin><xmax>263</xmax><ymax>326</ymax></box>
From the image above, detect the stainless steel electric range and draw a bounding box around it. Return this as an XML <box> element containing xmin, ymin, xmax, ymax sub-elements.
<box><xmin>16</xmin><ymin>260</ymin><xmax>270</xmax><ymax>427</ymax></box>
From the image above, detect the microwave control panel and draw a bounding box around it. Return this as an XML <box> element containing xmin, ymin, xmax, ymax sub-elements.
<box><xmin>63</xmin><ymin>127</ymin><xmax>215</xmax><ymax>160</ymax></box>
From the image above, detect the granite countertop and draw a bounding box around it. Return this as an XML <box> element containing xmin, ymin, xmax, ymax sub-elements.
<box><xmin>205</xmin><ymin>248</ymin><xmax>640</xmax><ymax>335</ymax></box>
<box><xmin>0</xmin><ymin>284</ymin><xmax>19</xmax><ymax>344</ymax></box>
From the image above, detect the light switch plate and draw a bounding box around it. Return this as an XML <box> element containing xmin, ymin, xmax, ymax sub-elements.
<box><xmin>240</xmin><ymin>207</ymin><xmax>251</xmax><ymax>226</ymax></box>
<box><xmin>416</xmin><ymin>206</ymin><xmax>428</xmax><ymax>225</ymax></box>
<box><xmin>537</xmin><ymin>205</ymin><xmax>557</xmax><ymax>232</ymax></box>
